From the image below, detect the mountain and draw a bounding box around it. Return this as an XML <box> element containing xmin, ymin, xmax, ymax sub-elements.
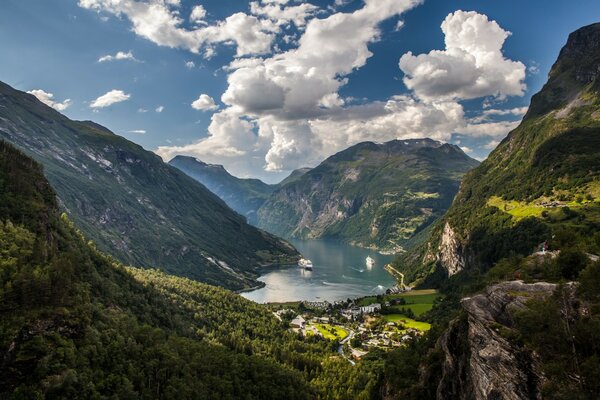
<box><xmin>0</xmin><ymin>140</ymin><xmax>357</xmax><ymax>399</ymax></box>
<box><xmin>396</xmin><ymin>23</ymin><xmax>600</xmax><ymax>286</ymax></box>
<box><xmin>0</xmin><ymin>81</ymin><xmax>298</xmax><ymax>291</ymax></box>
<box><xmin>168</xmin><ymin>155</ymin><xmax>275</xmax><ymax>223</ymax></box>
<box><xmin>256</xmin><ymin>139</ymin><xmax>479</xmax><ymax>253</ymax></box>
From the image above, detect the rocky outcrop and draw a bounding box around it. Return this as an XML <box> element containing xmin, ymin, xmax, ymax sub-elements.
<box><xmin>437</xmin><ymin>281</ymin><xmax>557</xmax><ymax>400</ymax></box>
<box><xmin>437</xmin><ymin>222</ymin><xmax>465</xmax><ymax>276</ymax></box>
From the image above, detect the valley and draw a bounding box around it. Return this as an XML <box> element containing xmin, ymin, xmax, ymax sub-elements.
<box><xmin>1</xmin><ymin>4</ymin><xmax>600</xmax><ymax>399</ymax></box>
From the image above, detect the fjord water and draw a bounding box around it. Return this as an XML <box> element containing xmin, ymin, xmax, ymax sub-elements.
<box><xmin>242</xmin><ymin>239</ymin><xmax>396</xmax><ymax>303</ymax></box>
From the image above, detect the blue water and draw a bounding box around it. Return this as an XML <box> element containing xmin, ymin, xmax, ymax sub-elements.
<box><xmin>242</xmin><ymin>239</ymin><xmax>396</xmax><ymax>303</ymax></box>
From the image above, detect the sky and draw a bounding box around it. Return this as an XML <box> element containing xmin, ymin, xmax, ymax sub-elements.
<box><xmin>1</xmin><ymin>0</ymin><xmax>600</xmax><ymax>183</ymax></box>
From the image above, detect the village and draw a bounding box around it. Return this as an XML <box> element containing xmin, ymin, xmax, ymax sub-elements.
<box><xmin>271</xmin><ymin>289</ymin><xmax>440</xmax><ymax>361</ymax></box>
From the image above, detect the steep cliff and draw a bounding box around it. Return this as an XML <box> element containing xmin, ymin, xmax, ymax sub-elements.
<box><xmin>437</xmin><ymin>281</ymin><xmax>554</xmax><ymax>400</ymax></box>
<box><xmin>257</xmin><ymin>139</ymin><xmax>478</xmax><ymax>253</ymax></box>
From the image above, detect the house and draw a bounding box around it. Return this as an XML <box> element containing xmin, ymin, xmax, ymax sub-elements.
<box><xmin>291</xmin><ymin>315</ymin><xmax>306</xmax><ymax>329</ymax></box>
<box><xmin>360</xmin><ymin>303</ymin><xmax>381</xmax><ymax>314</ymax></box>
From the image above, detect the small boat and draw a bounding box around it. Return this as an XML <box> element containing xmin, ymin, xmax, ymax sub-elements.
<box><xmin>366</xmin><ymin>256</ymin><xmax>375</xmax><ymax>269</ymax></box>
<box><xmin>298</xmin><ymin>258</ymin><xmax>313</xmax><ymax>270</ymax></box>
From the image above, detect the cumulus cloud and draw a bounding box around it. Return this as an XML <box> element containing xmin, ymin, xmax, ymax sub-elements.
<box><xmin>189</xmin><ymin>5</ymin><xmax>206</xmax><ymax>24</ymax></box>
<box><xmin>98</xmin><ymin>50</ymin><xmax>140</xmax><ymax>62</ymax></box>
<box><xmin>79</xmin><ymin>0</ymin><xmax>276</xmax><ymax>57</ymax></box>
<box><xmin>185</xmin><ymin>61</ymin><xmax>195</xmax><ymax>69</ymax></box>
<box><xmin>191</xmin><ymin>94</ymin><xmax>219</xmax><ymax>111</ymax></box>
<box><xmin>155</xmin><ymin>105</ymin><xmax>164</xmax><ymax>113</ymax></box>
<box><xmin>482</xmin><ymin>106</ymin><xmax>528</xmax><ymax>116</ymax></box>
<box><xmin>90</xmin><ymin>89</ymin><xmax>131</xmax><ymax>108</ymax></box>
<box><xmin>149</xmin><ymin>6</ymin><xmax>527</xmax><ymax>179</ymax></box>
<box><xmin>27</xmin><ymin>89</ymin><xmax>71</xmax><ymax>111</ymax></box>
<box><xmin>399</xmin><ymin>10</ymin><xmax>526</xmax><ymax>102</ymax></box>
<box><xmin>249</xmin><ymin>0</ymin><xmax>319</xmax><ymax>27</ymax></box>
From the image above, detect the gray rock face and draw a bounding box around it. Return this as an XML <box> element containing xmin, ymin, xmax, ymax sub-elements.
<box><xmin>438</xmin><ymin>222</ymin><xmax>465</xmax><ymax>277</ymax></box>
<box><xmin>437</xmin><ymin>281</ymin><xmax>557</xmax><ymax>400</ymax></box>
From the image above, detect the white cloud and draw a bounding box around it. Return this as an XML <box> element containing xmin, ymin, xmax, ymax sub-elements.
<box><xmin>79</xmin><ymin>0</ymin><xmax>277</xmax><ymax>57</ymax></box>
<box><xmin>27</xmin><ymin>89</ymin><xmax>71</xmax><ymax>111</ymax></box>
<box><xmin>191</xmin><ymin>94</ymin><xmax>219</xmax><ymax>111</ymax></box>
<box><xmin>399</xmin><ymin>10</ymin><xmax>526</xmax><ymax>102</ymax></box>
<box><xmin>138</xmin><ymin>107</ymin><xmax>148</xmax><ymax>113</ymax></box>
<box><xmin>155</xmin><ymin>105</ymin><xmax>165</xmax><ymax>113</ymax></box>
<box><xmin>189</xmin><ymin>5</ymin><xmax>206</xmax><ymax>23</ymax></box>
<box><xmin>528</xmin><ymin>61</ymin><xmax>540</xmax><ymax>75</ymax></box>
<box><xmin>90</xmin><ymin>89</ymin><xmax>131</xmax><ymax>108</ymax></box>
<box><xmin>483</xmin><ymin>139</ymin><xmax>500</xmax><ymax>149</ymax></box>
<box><xmin>250</xmin><ymin>1</ymin><xmax>319</xmax><ymax>27</ymax></box>
<box><xmin>185</xmin><ymin>60</ymin><xmax>195</xmax><ymax>69</ymax></box>
<box><xmin>482</xmin><ymin>106</ymin><xmax>528</xmax><ymax>117</ymax></box>
<box><xmin>150</xmin><ymin>6</ymin><xmax>527</xmax><ymax>179</ymax></box>
<box><xmin>459</xmin><ymin>146</ymin><xmax>472</xmax><ymax>153</ymax></box>
<box><xmin>98</xmin><ymin>50</ymin><xmax>140</xmax><ymax>62</ymax></box>
<box><xmin>128</xmin><ymin>129</ymin><xmax>146</xmax><ymax>134</ymax></box>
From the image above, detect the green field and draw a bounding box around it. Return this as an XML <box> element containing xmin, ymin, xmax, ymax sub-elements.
<box><xmin>356</xmin><ymin>289</ymin><xmax>441</xmax><ymax>316</ymax></box>
<box><xmin>383</xmin><ymin>315</ymin><xmax>431</xmax><ymax>331</ymax></box>
<box><xmin>311</xmin><ymin>324</ymin><xmax>349</xmax><ymax>341</ymax></box>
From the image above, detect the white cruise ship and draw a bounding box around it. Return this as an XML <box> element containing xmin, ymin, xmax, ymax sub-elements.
<box><xmin>298</xmin><ymin>258</ymin><xmax>313</xmax><ymax>270</ymax></box>
<box><xmin>366</xmin><ymin>256</ymin><xmax>375</xmax><ymax>269</ymax></box>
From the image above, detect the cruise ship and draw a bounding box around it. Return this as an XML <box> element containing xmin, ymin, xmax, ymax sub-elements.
<box><xmin>298</xmin><ymin>258</ymin><xmax>313</xmax><ymax>270</ymax></box>
<box><xmin>366</xmin><ymin>256</ymin><xmax>375</xmax><ymax>269</ymax></box>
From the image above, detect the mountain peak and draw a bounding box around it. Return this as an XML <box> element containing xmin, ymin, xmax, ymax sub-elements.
<box><xmin>527</xmin><ymin>22</ymin><xmax>600</xmax><ymax>118</ymax></box>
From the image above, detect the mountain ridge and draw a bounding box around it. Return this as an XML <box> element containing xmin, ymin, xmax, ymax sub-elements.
<box><xmin>0</xmin><ymin>80</ymin><xmax>298</xmax><ymax>291</ymax></box>
<box><xmin>256</xmin><ymin>138</ymin><xmax>479</xmax><ymax>253</ymax></box>
<box><xmin>168</xmin><ymin>155</ymin><xmax>276</xmax><ymax>223</ymax></box>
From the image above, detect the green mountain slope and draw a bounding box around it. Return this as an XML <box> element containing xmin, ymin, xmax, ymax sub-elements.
<box><xmin>257</xmin><ymin>139</ymin><xmax>479</xmax><ymax>253</ymax></box>
<box><xmin>169</xmin><ymin>155</ymin><xmax>275</xmax><ymax>223</ymax></box>
<box><xmin>397</xmin><ymin>22</ymin><xmax>600</xmax><ymax>286</ymax></box>
<box><xmin>0</xmin><ymin>81</ymin><xmax>298</xmax><ymax>290</ymax></box>
<box><xmin>0</xmin><ymin>141</ymin><xmax>386</xmax><ymax>399</ymax></box>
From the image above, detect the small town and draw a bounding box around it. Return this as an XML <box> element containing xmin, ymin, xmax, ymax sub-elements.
<box><xmin>271</xmin><ymin>289</ymin><xmax>440</xmax><ymax>362</ymax></box>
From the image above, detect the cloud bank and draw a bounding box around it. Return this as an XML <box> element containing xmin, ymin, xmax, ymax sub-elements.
<box><xmin>79</xmin><ymin>1</ymin><xmax>528</xmax><ymax>180</ymax></box>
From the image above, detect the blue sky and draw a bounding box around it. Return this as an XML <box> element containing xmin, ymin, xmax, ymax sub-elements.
<box><xmin>1</xmin><ymin>0</ymin><xmax>599</xmax><ymax>182</ymax></box>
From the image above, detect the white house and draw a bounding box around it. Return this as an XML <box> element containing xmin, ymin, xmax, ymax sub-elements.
<box><xmin>360</xmin><ymin>303</ymin><xmax>381</xmax><ymax>314</ymax></box>
<box><xmin>291</xmin><ymin>315</ymin><xmax>306</xmax><ymax>329</ymax></box>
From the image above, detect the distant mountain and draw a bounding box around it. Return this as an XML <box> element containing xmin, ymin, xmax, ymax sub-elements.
<box><xmin>256</xmin><ymin>139</ymin><xmax>479</xmax><ymax>253</ymax></box>
<box><xmin>169</xmin><ymin>155</ymin><xmax>275</xmax><ymax>223</ymax></box>
<box><xmin>397</xmin><ymin>22</ymin><xmax>600</xmax><ymax>286</ymax></box>
<box><xmin>0</xmin><ymin>81</ymin><xmax>298</xmax><ymax>291</ymax></box>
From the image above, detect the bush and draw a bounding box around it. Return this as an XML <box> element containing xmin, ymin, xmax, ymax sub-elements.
<box><xmin>557</xmin><ymin>249</ymin><xmax>589</xmax><ymax>280</ymax></box>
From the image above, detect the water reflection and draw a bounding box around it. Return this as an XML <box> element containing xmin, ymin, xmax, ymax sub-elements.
<box><xmin>242</xmin><ymin>239</ymin><xmax>396</xmax><ymax>303</ymax></box>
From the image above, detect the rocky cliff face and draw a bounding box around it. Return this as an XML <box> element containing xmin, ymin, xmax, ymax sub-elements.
<box><xmin>437</xmin><ymin>281</ymin><xmax>557</xmax><ymax>400</ymax></box>
<box><xmin>438</xmin><ymin>222</ymin><xmax>465</xmax><ymax>276</ymax></box>
<box><xmin>257</xmin><ymin>139</ymin><xmax>478</xmax><ymax>253</ymax></box>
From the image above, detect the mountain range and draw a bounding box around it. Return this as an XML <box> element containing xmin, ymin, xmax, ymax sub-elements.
<box><xmin>171</xmin><ymin>139</ymin><xmax>478</xmax><ymax>254</ymax></box>
<box><xmin>0</xmin><ymin>81</ymin><xmax>298</xmax><ymax>291</ymax></box>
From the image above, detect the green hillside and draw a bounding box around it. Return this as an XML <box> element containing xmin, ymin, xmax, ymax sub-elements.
<box><xmin>396</xmin><ymin>23</ymin><xmax>600</xmax><ymax>287</ymax></box>
<box><xmin>0</xmin><ymin>140</ymin><xmax>385</xmax><ymax>399</ymax></box>
<box><xmin>0</xmin><ymin>81</ymin><xmax>298</xmax><ymax>291</ymax></box>
<box><xmin>257</xmin><ymin>139</ymin><xmax>479</xmax><ymax>253</ymax></box>
<box><xmin>169</xmin><ymin>155</ymin><xmax>275</xmax><ymax>224</ymax></box>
